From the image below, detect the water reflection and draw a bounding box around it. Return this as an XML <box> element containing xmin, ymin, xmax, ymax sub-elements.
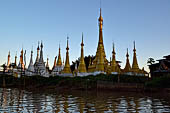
<box><xmin>0</xmin><ymin>88</ymin><xmax>170</xmax><ymax>113</ymax></box>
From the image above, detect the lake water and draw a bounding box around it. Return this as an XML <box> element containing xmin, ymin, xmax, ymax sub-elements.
<box><xmin>0</xmin><ymin>88</ymin><xmax>170</xmax><ymax>113</ymax></box>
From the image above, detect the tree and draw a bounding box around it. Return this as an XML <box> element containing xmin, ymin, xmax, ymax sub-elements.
<box><xmin>1</xmin><ymin>64</ymin><xmax>7</xmax><ymax>74</ymax></box>
<box><xmin>147</xmin><ymin>58</ymin><xmax>155</xmax><ymax>65</ymax></box>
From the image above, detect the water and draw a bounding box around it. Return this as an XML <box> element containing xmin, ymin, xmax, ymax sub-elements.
<box><xmin>0</xmin><ymin>88</ymin><xmax>170</xmax><ymax>113</ymax></box>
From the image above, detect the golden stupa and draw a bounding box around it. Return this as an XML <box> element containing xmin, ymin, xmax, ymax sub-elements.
<box><xmin>78</xmin><ymin>33</ymin><xmax>87</xmax><ymax>73</ymax></box>
<box><xmin>62</xmin><ymin>37</ymin><xmax>72</xmax><ymax>74</ymax></box>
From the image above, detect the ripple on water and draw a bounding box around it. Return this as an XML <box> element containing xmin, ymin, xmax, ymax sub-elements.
<box><xmin>0</xmin><ymin>88</ymin><xmax>170</xmax><ymax>113</ymax></box>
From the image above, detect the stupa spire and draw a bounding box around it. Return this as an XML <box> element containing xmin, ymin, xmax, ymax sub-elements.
<box><xmin>111</xmin><ymin>43</ymin><xmax>117</xmax><ymax>72</ymax></box>
<box><xmin>56</xmin><ymin>44</ymin><xmax>62</xmax><ymax>66</ymax></box>
<box><xmin>53</xmin><ymin>56</ymin><xmax>57</xmax><ymax>69</ymax></box>
<box><xmin>78</xmin><ymin>33</ymin><xmax>87</xmax><ymax>73</ymax></box>
<box><xmin>27</xmin><ymin>49</ymin><xmax>34</xmax><ymax>72</ymax></box>
<box><xmin>15</xmin><ymin>52</ymin><xmax>17</xmax><ymax>66</ymax></box>
<box><xmin>88</xmin><ymin>7</ymin><xmax>107</xmax><ymax>73</ymax></box>
<box><xmin>132</xmin><ymin>41</ymin><xmax>139</xmax><ymax>73</ymax></box>
<box><xmin>35</xmin><ymin>41</ymin><xmax>40</xmax><ymax>63</ymax></box>
<box><xmin>7</xmin><ymin>51</ymin><xmax>10</xmax><ymax>68</ymax></box>
<box><xmin>46</xmin><ymin>57</ymin><xmax>49</xmax><ymax>69</ymax></box>
<box><xmin>124</xmin><ymin>48</ymin><xmax>131</xmax><ymax>72</ymax></box>
<box><xmin>98</xmin><ymin>8</ymin><xmax>103</xmax><ymax>44</ymax></box>
<box><xmin>62</xmin><ymin>37</ymin><xmax>71</xmax><ymax>74</ymax></box>
<box><xmin>39</xmin><ymin>41</ymin><xmax>44</xmax><ymax>62</ymax></box>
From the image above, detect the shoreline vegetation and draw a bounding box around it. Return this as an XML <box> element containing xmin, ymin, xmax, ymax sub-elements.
<box><xmin>0</xmin><ymin>74</ymin><xmax>170</xmax><ymax>94</ymax></box>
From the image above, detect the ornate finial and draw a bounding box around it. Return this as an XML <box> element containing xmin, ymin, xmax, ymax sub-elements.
<box><xmin>8</xmin><ymin>51</ymin><xmax>10</xmax><ymax>56</ymax></box>
<box><xmin>81</xmin><ymin>32</ymin><xmax>84</xmax><ymax>46</ymax></box>
<box><xmin>82</xmin><ymin>32</ymin><xmax>83</xmax><ymax>43</ymax></box>
<box><xmin>66</xmin><ymin>36</ymin><xmax>69</xmax><ymax>50</ymax></box>
<box><xmin>133</xmin><ymin>41</ymin><xmax>136</xmax><ymax>52</ymax></box>
<box><xmin>22</xmin><ymin>44</ymin><xmax>23</xmax><ymax>50</ymax></box>
<box><xmin>126</xmin><ymin>48</ymin><xmax>129</xmax><ymax>57</ymax></box>
<box><xmin>100</xmin><ymin>0</ymin><xmax>102</xmax><ymax>16</ymax></box>
<box><xmin>112</xmin><ymin>42</ymin><xmax>115</xmax><ymax>54</ymax></box>
<box><xmin>41</xmin><ymin>40</ymin><xmax>43</xmax><ymax>48</ymax></box>
<box><xmin>37</xmin><ymin>41</ymin><xmax>40</xmax><ymax>50</ymax></box>
<box><xmin>31</xmin><ymin>46</ymin><xmax>33</xmax><ymax>53</ymax></box>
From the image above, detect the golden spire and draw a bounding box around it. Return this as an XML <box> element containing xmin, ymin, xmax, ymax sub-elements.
<box><xmin>56</xmin><ymin>44</ymin><xmax>62</xmax><ymax>66</ymax></box>
<box><xmin>96</xmin><ymin>45</ymin><xmax>105</xmax><ymax>72</ymax></box>
<box><xmin>78</xmin><ymin>33</ymin><xmax>87</xmax><ymax>73</ymax></box>
<box><xmin>132</xmin><ymin>41</ymin><xmax>139</xmax><ymax>73</ymax></box>
<box><xmin>88</xmin><ymin>8</ymin><xmax>108</xmax><ymax>73</ymax></box>
<box><xmin>15</xmin><ymin>52</ymin><xmax>17</xmax><ymax>66</ymax></box>
<box><xmin>62</xmin><ymin>37</ymin><xmax>71</xmax><ymax>74</ymax></box>
<box><xmin>19</xmin><ymin>48</ymin><xmax>24</xmax><ymax>69</ymax></box>
<box><xmin>7</xmin><ymin>51</ymin><xmax>10</xmax><ymax>67</ymax></box>
<box><xmin>53</xmin><ymin>56</ymin><xmax>57</xmax><ymax>69</ymax></box>
<box><xmin>124</xmin><ymin>48</ymin><xmax>131</xmax><ymax>72</ymax></box>
<box><xmin>98</xmin><ymin>8</ymin><xmax>103</xmax><ymax>44</ymax></box>
<box><xmin>111</xmin><ymin>43</ymin><xmax>117</xmax><ymax>72</ymax></box>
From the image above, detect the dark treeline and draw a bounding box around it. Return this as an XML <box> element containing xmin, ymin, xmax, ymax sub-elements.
<box><xmin>70</xmin><ymin>55</ymin><xmax>95</xmax><ymax>72</ymax></box>
<box><xmin>0</xmin><ymin>74</ymin><xmax>170</xmax><ymax>92</ymax></box>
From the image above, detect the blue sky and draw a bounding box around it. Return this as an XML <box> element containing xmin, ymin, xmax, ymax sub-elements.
<box><xmin>0</xmin><ymin>0</ymin><xmax>170</xmax><ymax>72</ymax></box>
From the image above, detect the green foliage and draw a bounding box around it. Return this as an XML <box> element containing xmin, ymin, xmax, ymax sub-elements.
<box><xmin>2</xmin><ymin>74</ymin><xmax>165</xmax><ymax>90</ymax></box>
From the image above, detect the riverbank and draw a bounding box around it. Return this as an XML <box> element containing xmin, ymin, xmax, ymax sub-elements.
<box><xmin>0</xmin><ymin>74</ymin><xmax>170</xmax><ymax>93</ymax></box>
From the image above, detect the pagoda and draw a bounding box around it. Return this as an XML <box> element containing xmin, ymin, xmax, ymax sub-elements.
<box><xmin>52</xmin><ymin>44</ymin><xmax>64</xmax><ymax>75</ymax></box>
<box><xmin>123</xmin><ymin>48</ymin><xmax>132</xmax><ymax>75</ymax></box>
<box><xmin>7</xmin><ymin>51</ymin><xmax>10</xmax><ymax>71</ymax></box>
<box><xmin>131</xmin><ymin>41</ymin><xmax>140</xmax><ymax>73</ymax></box>
<box><xmin>110</xmin><ymin>43</ymin><xmax>120</xmax><ymax>74</ymax></box>
<box><xmin>77</xmin><ymin>33</ymin><xmax>87</xmax><ymax>76</ymax></box>
<box><xmin>26</xmin><ymin>50</ymin><xmax>34</xmax><ymax>76</ymax></box>
<box><xmin>34</xmin><ymin>42</ymin><xmax>48</xmax><ymax>77</ymax></box>
<box><xmin>61</xmin><ymin>37</ymin><xmax>72</xmax><ymax>75</ymax></box>
<box><xmin>88</xmin><ymin>8</ymin><xmax>108</xmax><ymax>74</ymax></box>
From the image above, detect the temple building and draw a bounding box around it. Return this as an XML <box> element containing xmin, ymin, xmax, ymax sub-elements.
<box><xmin>149</xmin><ymin>55</ymin><xmax>170</xmax><ymax>78</ymax></box>
<box><xmin>33</xmin><ymin>42</ymin><xmax>49</xmax><ymax>77</ymax></box>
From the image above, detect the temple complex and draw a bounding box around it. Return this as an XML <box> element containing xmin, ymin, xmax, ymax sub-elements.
<box><xmin>3</xmin><ymin>8</ymin><xmax>147</xmax><ymax>77</ymax></box>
